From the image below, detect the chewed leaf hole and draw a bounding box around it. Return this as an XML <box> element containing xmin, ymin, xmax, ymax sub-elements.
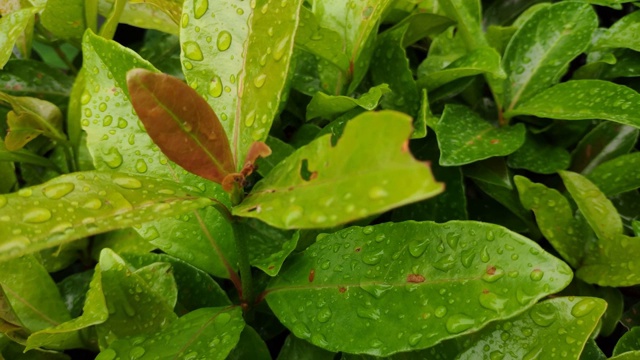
<box><xmin>299</xmin><ymin>159</ymin><xmax>317</xmax><ymax>181</ymax></box>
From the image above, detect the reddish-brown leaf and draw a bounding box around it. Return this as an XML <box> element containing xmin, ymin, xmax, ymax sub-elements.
<box><xmin>126</xmin><ymin>69</ymin><xmax>235</xmax><ymax>184</ymax></box>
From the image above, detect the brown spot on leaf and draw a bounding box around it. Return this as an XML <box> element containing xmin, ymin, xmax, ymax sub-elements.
<box><xmin>407</xmin><ymin>274</ymin><xmax>425</xmax><ymax>283</ymax></box>
<box><xmin>308</xmin><ymin>269</ymin><xmax>315</xmax><ymax>282</ymax></box>
<box><xmin>482</xmin><ymin>289</ymin><xmax>490</xmax><ymax>294</ymax></box>
<box><xmin>355</xmin><ymin>247</ymin><xmax>361</xmax><ymax>252</ymax></box>
<box><xmin>486</xmin><ymin>265</ymin><xmax>496</xmax><ymax>275</ymax></box>
<box><xmin>490</xmin><ymin>139</ymin><xmax>500</xmax><ymax>144</ymax></box>
<box><xmin>338</xmin><ymin>286</ymin><xmax>347</xmax><ymax>293</ymax></box>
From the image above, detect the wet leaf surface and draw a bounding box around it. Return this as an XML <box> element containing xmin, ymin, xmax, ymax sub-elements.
<box><xmin>234</xmin><ymin>111</ymin><xmax>444</xmax><ymax>229</ymax></box>
<box><xmin>570</xmin><ymin>121</ymin><xmax>638</xmax><ymax>175</ymax></box>
<box><xmin>266</xmin><ymin>221</ymin><xmax>572</xmax><ymax>356</ymax></box>
<box><xmin>587</xmin><ymin>153</ymin><xmax>640</xmax><ymax>196</ymax></box>
<box><xmin>0</xmin><ymin>8</ymin><xmax>37</xmax><ymax>69</ymax></box>
<box><xmin>306</xmin><ymin>84</ymin><xmax>390</xmax><ymax>121</ymax></box>
<box><xmin>507</xmin><ymin>134</ymin><xmax>571</xmax><ymax>174</ymax></box>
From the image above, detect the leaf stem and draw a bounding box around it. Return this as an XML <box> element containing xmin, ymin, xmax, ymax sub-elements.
<box><xmin>99</xmin><ymin>0</ymin><xmax>127</xmax><ymax>40</ymax></box>
<box><xmin>231</xmin><ymin>218</ymin><xmax>254</xmax><ymax>310</ymax></box>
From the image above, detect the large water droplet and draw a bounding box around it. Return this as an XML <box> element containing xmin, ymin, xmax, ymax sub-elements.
<box><xmin>490</xmin><ymin>350</ymin><xmax>505</xmax><ymax>360</ymax></box>
<box><xmin>135</xmin><ymin>159</ymin><xmax>148</xmax><ymax>173</ymax></box>
<box><xmin>183</xmin><ymin>41</ymin><xmax>204</xmax><ymax>61</ymax></box>
<box><xmin>409</xmin><ymin>239</ymin><xmax>429</xmax><ymax>257</ymax></box>
<box><xmin>217</xmin><ymin>31</ymin><xmax>232</xmax><ymax>51</ymax></box>
<box><xmin>18</xmin><ymin>188</ymin><xmax>32</xmax><ymax>197</ymax></box>
<box><xmin>193</xmin><ymin>0</ymin><xmax>208</xmax><ymax>19</ymax></box>
<box><xmin>244</xmin><ymin>110</ymin><xmax>256</xmax><ymax>127</ymax></box>
<box><xmin>460</xmin><ymin>248</ymin><xmax>475</xmax><ymax>268</ymax></box>
<box><xmin>273</xmin><ymin>36</ymin><xmax>289</xmax><ymax>61</ymax></box>
<box><xmin>23</xmin><ymin>208</ymin><xmax>52</xmax><ymax>223</ymax></box>
<box><xmin>479</xmin><ymin>291</ymin><xmax>508</xmax><ymax>312</ymax></box>
<box><xmin>434</xmin><ymin>306</ymin><xmax>447</xmax><ymax>318</ymax></box>
<box><xmin>530</xmin><ymin>269</ymin><xmax>544</xmax><ymax>281</ymax></box>
<box><xmin>113</xmin><ymin>176</ymin><xmax>142</xmax><ymax>189</ymax></box>
<box><xmin>42</xmin><ymin>183</ymin><xmax>75</xmax><ymax>199</ymax></box>
<box><xmin>356</xmin><ymin>307</ymin><xmax>381</xmax><ymax>321</ymax></box>
<box><xmin>208</xmin><ymin>76</ymin><xmax>223</xmax><ymax>98</ymax></box>
<box><xmin>446</xmin><ymin>232</ymin><xmax>461</xmax><ymax>250</ymax></box>
<box><xmin>283</xmin><ymin>205</ymin><xmax>303</xmax><ymax>226</ymax></box>
<box><xmin>446</xmin><ymin>314</ymin><xmax>475</xmax><ymax>334</ymax></box>
<box><xmin>408</xmin><ymin>333</ymin><xmax>422</xmax><ymax>346</ymax></box>
<box><xmin>83</xmin><ymin>198</ymin><xmax>102</xmax><ymax>210</ymax></box>
<box><xmin>482</xmin><ymin>266</ymin><xmax>505</xmax><ymax>283</ymax></box>
<box><xmin>80</xmin><ymin>90</ymin><xmax>92</xmax><ymax>105</ymax></box>
<box><xmin>129</xmin><ymin>346</ymin><xmax>145</xmax><ymax>360</ymax></box>
<box><xmin>103</xmin><ymin>147</ymin><xmax>123</xmax><ymax>168</ymax></box>
<box><xmin>368</xmin><ymin>186</ymin><xmax>388</xmax><ymax>199</ymax></box>
<box><xmin>317</xmin><ymin>307</ymin><xmax>332</xmax><ymax>323</ymax></box>
<box><xmin>253</xmin><ymin>73</ymin><xmax>267</xmax><ymax>88</ymax></box>
<box><xmin>571</xmin><ymin>298</ymin><xmax>597</xmax><ymax>318</ymax></box>
<box><xmin>362</xmin><ymin>248</ymin><xmax>384</xmax><ymax>265</ymax></box>
<box><xmin>360</xmin><ymin>283</ymin><xmax>392</xmax><ymax>299</ymax></box>
<box><xmin>117</xmin><ymin>117</ymin><xmax>128</xmax><ymax>129</ymax></box>
<box><xmin>529</xmin><ymin>304</ymin><xmax>557</xmax><ymax>327</ymax></box>
<box><xmin>433</xmin><ymin>255</ymin><xmax>455</xmax><ymax>272</ymax></box>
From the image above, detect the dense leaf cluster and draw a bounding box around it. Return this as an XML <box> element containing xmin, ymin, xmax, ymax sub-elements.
<box><xmin>0</xmin><ymin>0</ymin><xmax>639</xmax><ymax>359</ymax></box>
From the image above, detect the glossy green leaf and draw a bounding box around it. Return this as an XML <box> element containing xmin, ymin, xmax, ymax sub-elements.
<box><xmin>277</xmin><ymin>334</ymin><xmax>335</xmax><ymax>360</ymax></box>
<box><xmin>502</xmin><ymin>2</ymin><xmax>597</xmax><ymax>111</ymax></box>
<box><xmin>581</xmin><ymin>339</ymin><xmax>607</xmax><ymax>360</ymax></box>
<box><xmin>565</xmin><ymin>280</ymin><xmax>624</xmax><ymax>337</ymax></box>
<box><xmin>306</xmin><ymin>84</ymin><xmax>390</xmax><ymax>120</ymax></box>
<box><xmin>0</xmin><ymin>171</ymin><xmax>212</xmax><ymax>261</ymax></box>
<box><xmin>26</xmin><ymin>269</ymin><xmax>107</xmax><ymax>351</ymax></box>
<box><xmin>0</xmin><ymin>92</ymin><xmax>64</xmax><ymax>150</ymax></box>
<box><xmin>138</xmin><ymin>31</ymin><xmax>182</xmax><ymax>79</ymax></box>
<box><xmin>0</xmin><ymin>139</ymin><xmax>60</xmax><ymax>172</ymax></box>
<box><xmin>436</xmin><ymin>104</ymin><xmax>526</xmax><ymax>166</ymax></box>
<box><xmin>129</xmin><ymin>0</ymin><xmax>181</xmax><ymax>24</ymax></box>
<box><xmin>241</xmin><ymin>219</ymin><xmax>299</xmax><ymax>276</ymax></box>
<box><xmin>507</xmin><ymin>80</ymin><xmax>640</xmax><ymax>129</ymax></box>
<box><xmin>41</xmin><ymin>0</ymin><xmax>85</xmax><ymax>39</ymax></box>
<box><xmin>181</xmin><ymin>0</ymin><xmax>303</xmax><ymax>169</ymax></box>
<box><xmin>91</xmin><ymin>228</ymin><xmax>156</xmax><ymax>260</ymax></box>
<box><xmin>515</xmin><ymin>176</ymin><xmax>588</xmax><ymax>268</ymax></box>
<box><xmin>96</xmin><ymin>307</ymin><xmax>244</xmax><ymax>360</ymax></box>
<box><xmin>126</xmin><ymin>69</ymin><xmax>235</xmax><ymax>184</ymax></box>
<box><xmin>431</xmin><ymin>297</ymin><xmax>606</xmax><ymax>360</ymax></box>
<box><xmin>611</xmin><ymin>351</ymin><xmax>640</xmax><ymax>360</ymax></box>
<box><xmin>587</xmin><ymin>153</ymin><xmax>640</xmax><ymax>196</ymax></box>
<box><xmin>266</xmin><ymin>221</ymin><xmax>573</xmax><ymax>356</ymax></box>
<box><xmin>483</xmin><ymin>0</ymin><xmax>548</xmax><ymax>27</ymax></box>
<box><xmin>37</xmin><ymin>238</ymin><xmax>87</xmax><ymax>273</ymax></box>
<box><xmin>417</xmin><ymin>47</ymin><xmax>505</xmax><ymax>91</ymax></box>
<box><xmin>228</xmin><ymin>326</ymin><xmax>271</xmax><ymax>360</ymax></box>
<box><xmin>594</xmin><ymin>10</ymin><xmax>640</xmax><ymax>52</ymax></box>
<box><xmin>600</xmin><ymin>49</ymin><xmax>640</xmax><ymax>79</ymax></box>
<box><xmin>418</xmin><ymin>28</ymin><xmax>467</xmax><ymax>78</ymax></box>
<box><xmin>95</xmin><ymin>249</ymin><xmax>177</xmax><ymax>346</ymax></box>
<box><xmin>615</xmin><ymin>326</ymin><xmax>640</xmax><ymax>356</ymax></box>
<box><xmin>570</xmin><ymin>121</ymin><xmax>638</xmax><ymax>174</ymax></box>
<box><xmin>437</xmin><ymin>0</ymin><xmax>486</xmax><ymax>50</ymax></box>
<box><xmin>463</xmin><ymin>157</ymin><xmax>512</xmax><ymax>189</ymax></box>
<box><xmin>81</xmin><ymin>30</ymin><xmax>237</xmax><ymax>279</ymax></box>
<box><xmin>233</xmin><ymin>111</ymin><xmax>444</xmax><ymax>229</ymax></box>
<box><xmin>0</xmin><ymin>8</ymin><xmax>36</xmax><ymax>69</ymax></box>
<box><xmin>576</xmin><ymin>0</ymin><xmax>635</xmax><ymax>9</ymax></box>
<box><xmin>98</xmin><ymin>0</ymin><xmax>178</xmax><ymax>34</ymax></box>
<box><xmin>486</xmin><ymin>25</ymin><xmax>517</xmax><ymax>56</ymax></box>
<box><xmin>256</xmin><ymin>136</ymin><xmax>295</xmax><ymax>177</ymax></box>
<box><xmin>507</xmin><ymin>134</ymin><xmax>571</xmax><ymax>174</ymax></box>
<box><xmin>0</xmin><ymin>256</ymin><xmax>70</xmax><ymax>333</ymax></box>
<box><xmin>295</xmin><ymin>7</ymin><xmax>349</xmax><ymax>71</ymax></box>
<box><xmin>135</xmin><ymin>262</ymin><xmax>178</xmax><ymax>309</ymax></box>
<box><xmin>0</xmin><ymin>60</ymin><xmax>73</xmax><ymax>106</ymax></box>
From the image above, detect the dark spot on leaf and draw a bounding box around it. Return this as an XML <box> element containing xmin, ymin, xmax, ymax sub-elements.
<box><xmin>490</xmin><ymin>139</ymin><xmax>500</xmax><ymax>144</ymax></box>
<box><xmin>407</xmin><ymin>274</ymin><xmax>425</xmax><ymax>283</ymax></box>
<box><xmin>300</xmin><ymin>159</ymin><xmax>315</xmax><ymax>181</ymax></box>
<box><xmin>486</xmin><ymin>265</ymin><xmax>496</xmax><ymax>275</ymax></box>
<box><xmin>338</xmin><ymin>286</ymin><xmax>347</xmax><ymax>293</ymax></box>
<box><xmin>268</xmin><ymin>265</ymin><xmax>275</xmax><ymax>270</ymax></box>
<box><xmin>355</xmin><ymin>247</ymin><xmax>361</xmax><ymax>252</ymax></box>
<box><xmin>482</xmin><ymin>289</ymin><xmax>490</xmax><ymax>294</ymax></box>
<box><xmin>246</xmin><ymin>205</ymin><xmax>260</xmax><ymax>213</ymax></box>
<box><xmin>308</xmin><ymin>269</ymin><xmax>315</xmax><ymax>282</ymax></box>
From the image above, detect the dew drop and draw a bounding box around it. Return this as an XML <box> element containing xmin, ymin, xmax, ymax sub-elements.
<box><xmin>433</xmin><ymin>255</ymin><xmax>455</xmax><ymax>272</ymax></box>
<box><xmin>571</xmin><ymin>298</ymin><xmax>596</xmax><ymax>318</ymax></box>
<box><xmin>135</xmin><ymin>159</ymin><xmax>148</xmax><ymax>173</ymax></box>
<box><xmin>273</xmin><ymin>36</ymin><xmax>289</xmax><ymax>61</ymax></box>
<box><xmin>217</xmin><ymin>31</ymin><xmax>232</xmax><ymax>51</ymax></box>
<box><xmin>129</xmin><ymin>346</ymin><xmax>145</xmax><ymax>360</ymax></box>
<box><xmin>183</xmin><ymin>41</ymin><xmax>204</xmax><ymax>61</ymax></box>
<box><xmin>446</xmin><ymin>314</ymin><xmax>475</xmax><ymax>334</ymax></box>
<box><xmin>23</xmin><ymin>208</ymin><xmax>52</xmax><ymax>223</ymax></box>
<box><xmin>181</xmin><ymin>13</ymin><xmax>189</xmax><ymax>27</ymax></box>
<box><xmin>283</xmin><ymin>205</ymin><xmax>303</xmax><ymax>226</ymax></box>
<box><xmin>529</xmin><ymin>269</ymin><xmax>544</xmax><ymax>281</ymax></box>
<box><xmin>479</xmin><ymin>291</ymin><xmax>508</xmax><ymax>312</ymax></box>
<box><xmin>360</xmin><ymin>283</ymin><xmax>392</xmax><ymax>299</ymax></box>
<box><xmin>42</xmin><ymin>183</ymin><xmax>75</xmax><ymax>199</ymax></box>
<box><xmin>490</xmin><ymin>351</ymin><xmax>505</xmax><ymax>360</ymax></box>
<box><xmin>208</xmin><ymin>76</ymin><xmax>223</xmax><ymax>98</ymax></box>
<box><xmin>368</xmin><ymin>186</ymin><xmax>388</xmax><ymax>199</ymax></box>
<box><xmin>193</xmin><ymin>0</ymin><xmax>208</xmax><ymax>19</ymax></box>
<box><xmin>361</xmin><ymin>248</ymin><xmax>384</xmax><ymax>265</ymax></box>
<box><xmin>356</xmin><ymin>307</ymin><xmax>381</xmax><ymax>320</ymax></box>
<box><xmin>408</xmin><ymin>239</ymin><xmax>429</xmax><ymax>257</ymax></box>
<box><xmin>103</xmin><ymin>115</ymin><xmax>113</xmax><ymax>126</ymax></box>
<box><xmin>18</xmin><ymin>188</ymin><xmax>32</xmax><ymax>197</ymax></box>
<box><xmin>446</xmin><ymin>232</ymin><xmax>461</xmax><ymax>250</ymax></box>
<box><xmin>362</xmin><ymin>226</ymin><xmax>374</xmax><ymax>235</ymax></box>
<box><xmin>408</xmin><ymin>333</ymin><xmax>422</xmax><ymax>346</ymax></box>
<box><xmin>80</xmin><ymin>90</ymin><xmax>92</xmax><ymax>105</ymax></box>
<box><xmin>434</xmin><ymin>306</ymin><xmax>447</xmax><ymax>318</ymax></box>
<box><xmin>253</xmin><ymin>73</ymin><xmax>267</xmax><ymax>88</ymax></box>
<box><xmin>103</xmin><ymin>147</ymin><xmax>123</xmax><ymax>169</ymax></box>
<box><xmin>117</xmin><ymin>117</ymin><xmax>128</xmax><ymax>129</ymax></box>
<box><xmin>529</xmin><ymin>305</ymin><xmax>557</xmax><ymax>327</ymax></box>
<box><xmin>482</xmin><ymin>266</ymin><xmax>504</xmax><ymax>283</ymax></box>
<box><xmin>316</xmin><ymin>307</ymin><xmax>332</xmax><ymax>323</ymax></box>
<box><xmin>113</xmin><ymin>176</ymin><xmax>142</xmax><ymax>189</ymax></box>
<box><xmin>244</xmin><ymin>110</ymin><xmax>256</xmax><ymax>127</ymax></box>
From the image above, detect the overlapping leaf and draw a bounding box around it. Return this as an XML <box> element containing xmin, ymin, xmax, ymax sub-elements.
<box><xmin>0</xmin><ymin>7</ymin><xmax>37</xmax><ymax>69</ymax></box>
<box><xmin>587</xmin><ymin>153</ymin><xmax>640</xmax><ymax>196</ymax></box>
<box><xmin>306</xmin><ymin>84</ymin><xmax>390</xmax><ymax>120</ymax></box>
<box><xmin>570</xmin><ymin>121</ymin><xmax>638</xmax><ymax>174</ymax></box>
<box><xmin>266</xmin><ymin>221</ymin><xmax>572</xmax><ymax>356</ymax></box>
<box><xmin>98</xmin><ymin>0</ymin><xmax>178</xmax><ymax>34</ymax></box>
<box><xmin>233</xmin><ymin>111</ymin><xmax>444</xmax><ymax>229</ymax></box>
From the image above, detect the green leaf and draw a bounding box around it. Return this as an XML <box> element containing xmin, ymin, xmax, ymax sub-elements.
<box><xmin>129</xmin><ymin>0</ymin><xmax>182</xmax><ymax>24</ymax></box>
<box><xmin>576</xmin><ymin>0</ymin><xmax>635</xmax><ymax>9</ymax></box>
<box><xmin>41</xmin><ymin>0</ymin><xmax>85</xmax><ymax>39</ymax></box>
<box><xmin>432</xmin><ymin>297</ymin><xmax>606</xmax><ymax>360</ymax></box>
<box><xmin>486</xmin><ymin>25</ymin><xmax>517</xmax><ymax>55</ymax></box>
<box><xmin>417</xmin><ymin>47</ymin><xmax>505</xmax><ymax>91</ymax></box>
<box><xmin>0</xmin><ymin>8</ymin><xmax>36</xmax><ymax>69</ymax></box>
<box><xmin>241</xmin><ymin>219</ymin><xmax>299</xmax><ymax>276</ymax></box>
<box><xmin>515</xmin><ymin>176</ymin><xmax>588</xmax><ymax>268</ymax></box>
<box><xmin>483</xmin><ymin>0</ymin><xmax>548</xmax><ymax>27</ymax></box>
<box><xmin>233</xmin><ymin>111</ymin><xmax>444</xmax><ymax>229</ymax></box>
<box><xmin>256</xmin><ymin>136</ymin><xmax>295</xmax><ymax>177</ymax></box>
<box><xmin>0</xmin><ymin>256</ymin><xmax>70</xmax><ymax>333</ymax></box>
<box><xmin>26</xmin><ymin>269</ymin><xmax>107</xmax><ymax>351</ymax></box>
<box><xmin>463</xmin><ymin>157</ymin><xmax>512</xmax><ymax>189</ymax></box>
<box><xmin>95</xmin><ymin>249</ymin><xmax>177</xmax><ymax>346</ymax></box>
<box><xmin>277</xmin><ymin>334</ymin><xmax>336</xmax><ymax>360</ymax></box>
<box><xmin>507</xmin><ymin>134</ymin><xmax>571</xmax><ymax>174</ymax></box>
<box><xmin>581</xmin><ymin>339</ymin><xmax>607</xmax><ymax>360</ymax></box>
<box><xmin>294</xmin><ymin>7</ymin><xmax>350</xmax><ymax>71</ymax></box>
<box><xmin>418</xmin><ymin>28</ymin><xmax>467</xmax><ymax>77</ymax></box>
<box><xmin>138</xmin><ymin>31</ymin><xmax>182</xmax><ymax>79</ymax></box>
<box><xmin>587</xmin><ymin>153</ymin><xmax>640</xmax><ymax>196</ymax></box>
<box><xmin>0</xmin><ymin>60</ymin><xmax>73</xmax><ymax>106</ymax></box>
<box><xmin>502</xmin><ymin>2</ymin><xmax>597</xmax><ymax>111</ymax></box>
<box><xmin>306</xmin><ymin>84</ymin><xmax>390</xmax><ymax>120</ymax></box>
<box><xmin>96</xmin><ymin>307</ymin><xmax>244</xmax><ymax>360</ymax></box>
<box><xmin>81</xmin><ymin>30</ymin><xmax>237</xmax><ymax>279</ymax></box>
<box><xmin>0</xmin><ymin>171</ymin><xmax>212</xmax><ymax>261</ymax></box>
<box><xmin>507</xmin><ymin>80</ymin><xmax>640</xmax><ymax>129</ymax></box>
<box><xmin>615</xmin><ymin>327</ymin><xmax>640</xmax><ymax>356</ymax></box>
<box><xmin>0</xmin><ymin>139</ymin><xmax>61</xmax><ymax>172</ymax></box>
<box><xmin>565</xmin><ymin>280</ymin><xmax>624</xmax><ymax>337</ymax></box>
<box><xmin>593</xmin><ymin>10</ymin><xmax>640</xmax><ymax>52</ymax></box>
<box><xmin>266</xmin><ymin>221</ymin><xmax>572</xmax><ymax>356</ymax></box>
<box><xmin>122</xmin><ymin>253</ymin><xmax>231</xmax><ymax>312</ymax></box>
<box><xmin>228</xmin><ymin>326</ymin><xmax>271</xmax><ymax>360</ymax></box>
<box><xmin>560</xmin><ymin>171</ymin><xmax>622</xmax><ymax>240</ymax></box>
<box><xmin>98</xmin><ymin>0</ymin><xmax>178</xmax><ymax>34</ymax></box>
<box><xmin>570</xmin><ymin>121</ymin><xmax>638</xmax><ymax>174</ymax></box>
<box><xmin>437</xmin><ymin>0</ymin><xmax>487</xmax><ymax>50</ymax></box>
<box><xmin>610</xmin><ymin>351</ymin><xmax>640</xmax><ymax>360</ymax></box>
<box><xmin>180</xmin><ymin>0</ymin><xmax>303</xmax><ymax>169</ymax></box>
<box><xmin>436</xmin><ymin>104</ymin><xmax>526</xmax><ymax>166</ymax></box>
<box><xmin>91</xmin><ymin>228</ymin><xmax>156</xmax><ymax>260</ymax></box>
<box><xmin>126</xmin><ymin>69</ymin><xmax>235</xmax><ymax>185</ymax></box>
<box><xmin>0</xmin><ymin>92</ymin><xmax>64</xmax><ymax>150</ymax></box>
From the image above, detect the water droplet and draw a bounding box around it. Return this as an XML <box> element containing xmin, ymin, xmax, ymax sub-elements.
<box><xmin>446</xmin><ymin>232</ymin><xmax>461</xmax><ymax>249</ymax></box>
<box><xmin>260</xmin><ymin>3</ymin><xmax>269</xmax><ymax>13</ymax></box>
<box><xmin>181</xmin><ymin>13</ymin><xmax>189</xmax><ymax>27</ymax></box>
<box><xmin>217</xmin><ymin>31</ymin><xmax>232</xmax><ymax>51</ymax></box>
<box><xmin>117</xmin><ymin>117</ymin><xmax>128</xmax><ymax>129</ymax></box>
<box><xmin>434</xmin><ymin>306</ymin><xmax>447</xmax><ymax>318</ymax></box>
<box><xmin>283</xmin><ymin>205</ymin><xmax>303</xmax><ymax>226</ymax></box>
<box><xmin>244</xmin><ymin>110</ymin><xmax>256</xmax><ymax>127</ymax></box>
<box><xmin>362</xmin><ymin>248</ymin><xmax>384</xmax><ymax>265</ymax></box>
<box><xmin>433</xmin><ymin>255</ymin><xmax>455</xmax><ymax>272</ymax></box>
<box><xmin>368</xmin><ymin>186</ymin><xmax>388</xmax><ymax>199</ymax></box>
<box><xmin>362</xmin><ymin>226</ymin><xmax>374</xmax><ymax>235</ymax></box>
<box><xmin>479</xmin><ymin>291</ymin><xmax>508</xmax><ymax>312</ymax></box>
<box><xmin>356</xmin><ymin>307</ymin><xmax>380</xmax><ymax>320</ymax></box>
<box><xmin>135</xmin><ymin>159</ymin><xmax>148</xmax><ymax>173</ymax></box>
<box><xmin>99</xmin><ymin>349</ymin><xmax>117</xmax><ymax>360</ymax></box>
<box><xmin>80</xmin><ymin>90</ymin><xmax>91</xmax><ymax>105</ymax></box>
<box><xmin>480</xmin><ymin>246</ymin><xmax>490</xmax><ymax>262</ymax></box>
<box><xmin>530</xmin><ymin>269</ymin><xmax>544</xmax><ymax>281</ymax></box>
<box><xmin>23</xmin><ymin>208</ymin><xmax>52</xmax><ymax>223</ymax></box>
<box><xmin>99</xmin><ymin>102</ymin><xmax>107</xmax><ymax>112</ymax></box>
<box><xmin>129</xmin><ymin>346</ymin><xmax>145</xmax><ymax>360</ymax></box>
<box><xmin>317</xmin><ymin>307</ymin><xmax>332</xmax><ymax>322</ymax></box>
<box><xmin>183</xmin><ymin>41</ymin><xmax>204</xmax><ymax>61</ymax></box>
<box><xmin>486</xmin><ymin>231</ymin><xmax>495</xmax><ymax>241</ymax></box>
<box><xmin>409</xmin><ymin>239</ymin><xmax>428</xmax><ymax>257</ymax></box>
<box><xmin>571</xmin><ymin>298</ymin><xmax>597</xmax><ymax>318</ymax></box>
<box><xmin>360</xmin><ymin>283</ymin><xmax>392</xmax><ymax>299</ymax></box>
<box><xmin>103</xmin><ymin>147</ymin><xmax>123</xmax><ymax>168</ymax></box>
<box><xmin>18</xmin><ymin>188</ymin><xmax>32</xmax><ymax>197</ymax></box>
<box><xmin>42</xmin><ymin>183</ymin><xmax>75</xmax><ymax>199</ymax></box>
<box><xmin>523</xmin><ymin>345</ymin><xmax>543</xmax><ymax>360</ymax></box>
<box><xmin>490</xmin><ymin>351</ymin><xmax>505</xmax><ymax>360</ymax></box>
<box><xmin>408</xmin><ymin>333</ymin><xmax>422</xmax><ymax>346</ymax></box>
<box><xmin>529</xmin><ymin>304</ymin><xmax>557</xmax><ymax>327</ymax></box>
<box><xmin>461</xmin><ymin>248</ymin><xmax>475</xmax><ymax>268</ymax></box>
<box><xmin>253</xmin><ymin>73</ymin><xmax>266</xmax><ymax>88</ymax></box>
<box><xmin>236</xmin><ymin>8</ymin><xmax>244</xmax><ymax>15</ymax></box>
<box><xmin>293</xmin><ymin>322</ymin><xmax>311</xmax><ymax>339</ymax></box>
<box><xmin>273</xmin><ymin>36</ymin><xmax>289</xmax><ymax>61</ymax></box>
<box><xmin>113</xmin><ymin>176</ymin><xmax>142</xmax><ymax>189</ymax></box>
<box><xmin>208</xmin><ymin>76</ymin><xmax>222</xmax><ymax>98</ymax></box>
<box><xmin>446</xmin><ymin>314</ymin><xmax>475</xmax><ymax>334</ymax></box>
<box><xmin>482</xmin><ymin>266</ymin><xmax>505</xmax><ymax>283</ymax></box>
<box><xmin>194</xmin><ymin>0</ymin><xmax>208</xmax><ymax>19</ymax></box>
<box><xmin>102</xmin><ymin>115</ymin><xmax>113</xmax><ymax>126</ymax></box>
<box><xmin>83</xmin><ymin>198</ymin><xmax>102</xmax><ymax>210</ymax></box>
